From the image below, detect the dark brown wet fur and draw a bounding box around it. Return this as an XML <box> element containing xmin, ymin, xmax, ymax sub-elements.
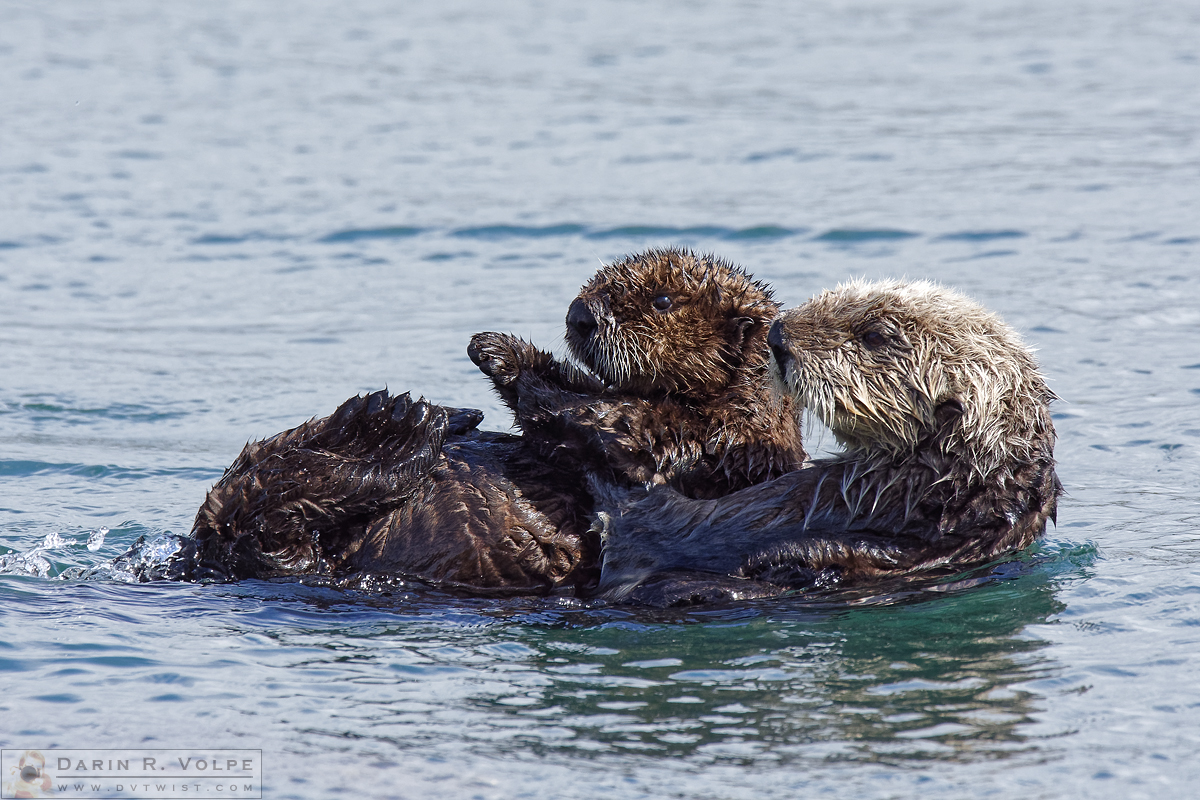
<box><xmin>596</xmin><ymin>279</ymin><xmax>1062</xmax><ymax>606</ymax></box>
<box><xmin>468</xmin><ymin>248</ymin><xmax>806</xmax><ymax>500</ymax></box>
<box><xmin>173</xmin><ymin>391</ymin><xmax>597</xmax><ymax>594</ymax></box>
<box><xmin>163</xmin><ymin>249</ymin><xmax>803</xmax><ymax>593</ymax></box>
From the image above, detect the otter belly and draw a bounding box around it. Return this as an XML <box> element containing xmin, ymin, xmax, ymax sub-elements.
<box><xmin>342</xmin><ymin>437</ymin><xmax>598</xmax><ymax>594</ymax></box>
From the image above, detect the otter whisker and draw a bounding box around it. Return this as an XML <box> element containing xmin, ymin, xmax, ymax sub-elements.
<box><xmin>803</xmin><ymin>470</ymin><xmax>832</xmax><ymax>531</ymax></box>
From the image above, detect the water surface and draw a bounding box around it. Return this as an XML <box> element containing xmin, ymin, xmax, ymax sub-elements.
<box><xmin>2</xmin><ymin>2</ymin><xmax>1199</xmax><ymax>798</ymax></box>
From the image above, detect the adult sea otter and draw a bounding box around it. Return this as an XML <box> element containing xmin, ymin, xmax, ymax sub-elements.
<box><xmin>596</xmin><ymin>279</ymin><xmax>1062</xmax><ymax>605</ymax></box>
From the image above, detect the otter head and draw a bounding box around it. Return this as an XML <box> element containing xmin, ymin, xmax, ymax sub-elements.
<box><xmin>565</xmin><ymin>248</ymin><xmax>781</xmax><ymax>397</ymax></box>
<box><xmin>769</xmin><ymin>279</ymin><xmax>1055</xmax><ymax>478</ymax></box>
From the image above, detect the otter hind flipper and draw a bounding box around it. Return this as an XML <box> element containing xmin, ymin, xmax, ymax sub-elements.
<box><xmin>309</xmin><ymin>391</ymin><xmax>452</xmax><ymax>507</ymax></box>
<box><xmin>182</xmin><ymin>391</ymin><xmax>465</xmax><ymax>581</ymax></box>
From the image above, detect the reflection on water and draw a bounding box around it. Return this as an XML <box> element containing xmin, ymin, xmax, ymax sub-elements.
<box><xmin>167</xmin><ymin>543</ymin><xmax>1085</xmax><ymax>776</ymax></box>
<box><xmin>0</xmin><ymin>539</ymin><xmax>1086</xmax><ymax>791</ymax></box>
<box><xmin>494</xmin><ymin>590</ymin><xmax>1055</xmax><ymax>766</ymax></box>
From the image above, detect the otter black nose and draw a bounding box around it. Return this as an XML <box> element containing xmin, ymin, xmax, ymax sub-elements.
<box><xmin>567</xmin><ymin>298</ymin><xmax>598</xmax><ymax>341</ymax></box>
<box><xmin>767</xmin><ymin>320</ymin><xmax>795</xmax><ymax>376</ymax></box>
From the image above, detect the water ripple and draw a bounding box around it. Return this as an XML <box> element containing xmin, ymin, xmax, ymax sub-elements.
<box><xmin>318</xmin><ymin>226</ymin><xmax>425</xmax><ymax>243</ymax></box>
<box><xmin>935</xmin><ymin>230</ymin><xmax>1027</xmax><ymax>242</ymax></box>
<box><xmin>812</xmin><ymin>228</ymin><xmax>920</xmax><ymax>243</ymax></box>
<box><xmin>0</xmin><ymin>460</ymin><xmax>218</xmax><ymax>481</ymax></box>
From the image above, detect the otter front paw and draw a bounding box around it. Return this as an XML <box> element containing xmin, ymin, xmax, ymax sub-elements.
<box><xmin>468</xmin><ymin>332</ymin><xmax>528</xmax><ymax>386</ymax></box>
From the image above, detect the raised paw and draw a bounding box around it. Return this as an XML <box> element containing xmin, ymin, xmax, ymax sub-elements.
<box><xmin>468</xmin><ymin>332</ymin><xmax>526</xmax><ymax>386</ymax></box>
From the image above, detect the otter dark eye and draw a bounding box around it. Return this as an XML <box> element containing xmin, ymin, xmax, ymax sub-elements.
<box><xmin>862</xmin><ymin>330</ymin><xmax>888</xmax><ymax>350</ymax></box>
<box><xmin>652</xmin><ymin>295</ymin><xmax>673</xmax><ymax>311</ymax></box>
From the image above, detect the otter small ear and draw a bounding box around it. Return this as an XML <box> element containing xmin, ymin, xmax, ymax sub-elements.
<box><xmin>934</xmin><ymin>399</ymin><xmax>964</xmax><ymax>432</ymax></box>
<box><xmin>728</xmin><ymin>316</ymin><xmax>760</xmax><ymax>353</ymax></box>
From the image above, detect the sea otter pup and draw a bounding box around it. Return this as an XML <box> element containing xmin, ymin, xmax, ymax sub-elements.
<box><xmin>167</xmin><ymin>249</ymin><xmax>804</xmax><ymax>593</ymax></box>
<box><xmin>596</xmin><ymin>279</ymin><xmax>1062</xmax><ymax>605</ymax></box>
<box><xmin>468</xmin><ymin>248</ymin><xmax>805</xmax><ymax>499</ymax></box>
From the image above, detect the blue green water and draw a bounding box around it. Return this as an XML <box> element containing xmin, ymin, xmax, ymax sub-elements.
<box><xmin>3</xmin><ymin>2</ymin><xmax>1199</xmax><ymax>797</ymax></box>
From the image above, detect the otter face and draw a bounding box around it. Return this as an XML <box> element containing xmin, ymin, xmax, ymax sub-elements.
<box><xmin>770</xmin><ymin>279</ymin><xmax>1048</xmax><ymax>460</ymax></box>
<box><xmin>566</xmin><ymin>248</ymin><xmax>781</xmax><ymax>396</ymax></box>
